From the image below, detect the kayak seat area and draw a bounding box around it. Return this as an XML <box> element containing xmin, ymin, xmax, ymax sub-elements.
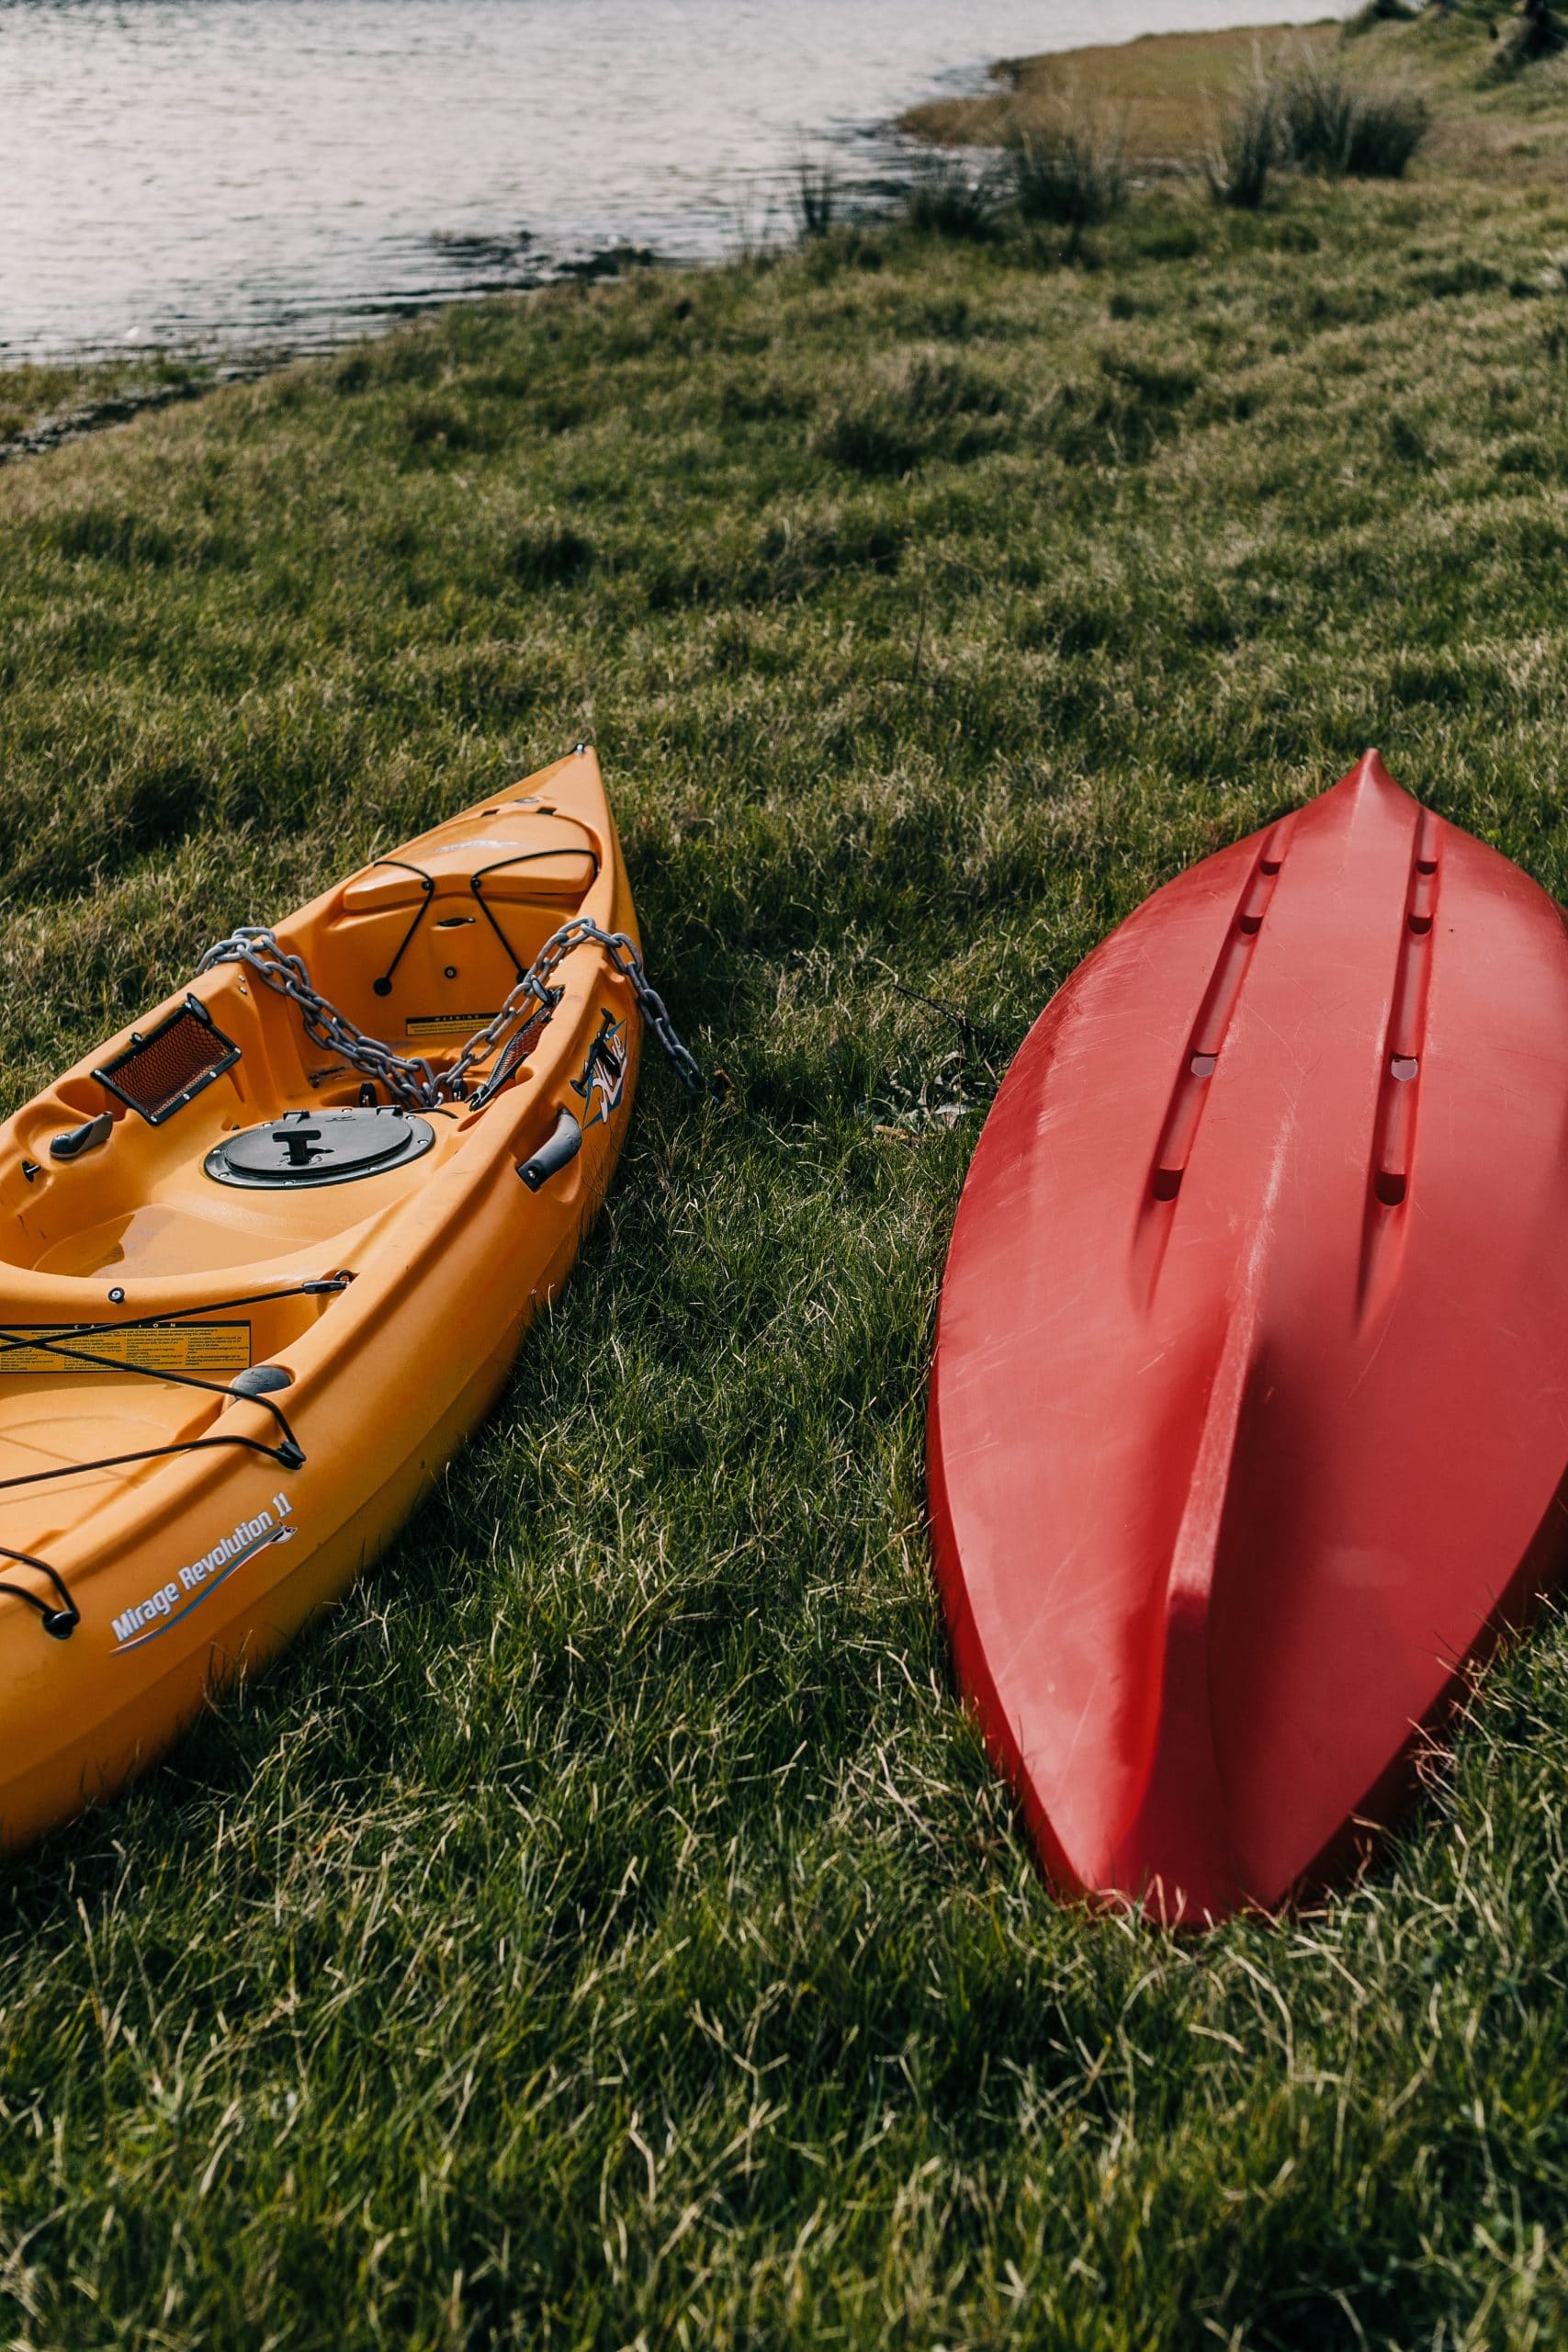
<box><xmin>0</xmin><ymin>1387</ymin><xmax>224</xmax><ymax>1562</ymax></box>
<box><xmin>0</xmin><ymin>1268</ymin><xmax>345</xmax><ymax>1561</ymax></box>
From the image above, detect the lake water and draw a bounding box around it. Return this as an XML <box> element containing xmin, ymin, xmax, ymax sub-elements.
<box><xmin>2</xmin><ymin>0</ymin><xmax>1348</xmax><ymax>365</ymax></box>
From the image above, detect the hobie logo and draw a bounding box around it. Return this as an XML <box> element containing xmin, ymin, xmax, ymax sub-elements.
<box><xmin>112</xmin><ymin>1492</ymin><xmax>297</xmax><ymax>1653</ymax></box>
<box><xmin>571</xmin><ymin>1009</ymin><xmax>627</xmax><ymax>1131</ymax></box>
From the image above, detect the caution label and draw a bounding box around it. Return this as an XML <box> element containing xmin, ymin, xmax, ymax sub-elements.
<box><xmin>0</xmin><ymin>1323</ymin><xmax>253</xmax><ymax>1378</ymax></box>
<box><xmin>405</xmin><ymin>1012</ymin><xmax>498</xmax><ymax>1039</ymax></box>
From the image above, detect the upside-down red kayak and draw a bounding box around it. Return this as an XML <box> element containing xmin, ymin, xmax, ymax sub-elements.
<box><xmin>929</xmin><ymin>752</ymin><xmax>1568</xmax><ymax>1925</ymax></box>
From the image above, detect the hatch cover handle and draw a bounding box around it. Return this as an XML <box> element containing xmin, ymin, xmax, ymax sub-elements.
<box><xmin>280</xmin><ymin>1124</ymin><xmax>326</xmax><ymax>1168</ymax></box>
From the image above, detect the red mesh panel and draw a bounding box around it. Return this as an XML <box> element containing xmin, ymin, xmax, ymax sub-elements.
<box><xmin>96</xmin><ymin>1001</ymin><xmax>240</xmax><ymax>1124</ymax></box>
<box><xmin>506</xmin><ymin>1003</ymin><xmax>555</xmax><ymax>1065</ymax></box>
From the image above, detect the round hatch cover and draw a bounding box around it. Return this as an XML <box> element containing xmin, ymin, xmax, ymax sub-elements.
<box><xmin>205</xmin><ymin>1107</ymin><xmax>436</xmax><ymax>1189</ymax></box>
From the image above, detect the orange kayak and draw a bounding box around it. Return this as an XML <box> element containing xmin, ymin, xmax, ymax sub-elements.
<box><xmin>0</xmin><ymin>744</ymin><xmax>655</xmax><ymax>1848</ymax></box>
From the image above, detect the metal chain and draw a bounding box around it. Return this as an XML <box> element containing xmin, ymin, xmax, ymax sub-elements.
<box><xmin>196</xmin><ymin>917</ymin><xmax>711</xmax><ymax>1109</ymax></box>
<box><xmin>195</xmin><ymin>928</ymin><xmax>437</xmax><ymax>1109</ymax></box>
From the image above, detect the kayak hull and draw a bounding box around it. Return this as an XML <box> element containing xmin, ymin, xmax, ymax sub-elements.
<box><xmin>930</xmin><ymin>752</ymin><xmax>1568</xmax><ymax>1924</ymax></box>
<box><xmin>0</xmin><ymin>746</ymin><xmax>639</xmax><ymax>1848</ymax></box>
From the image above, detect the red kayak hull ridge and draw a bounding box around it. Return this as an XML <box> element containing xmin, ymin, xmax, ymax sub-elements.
<box><xmin>929</xmin><ymin>752</ymin><xmax>1568</xmax><ymax>1924</ymax></box>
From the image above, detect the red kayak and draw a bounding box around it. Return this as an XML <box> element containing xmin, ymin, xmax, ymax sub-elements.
<box><xmin>929</xmin><ymin>752</ymin><xmax>1568</xmax><ymax>1925</ymax></box>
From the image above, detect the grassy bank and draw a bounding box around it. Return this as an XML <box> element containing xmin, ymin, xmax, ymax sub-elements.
<box><xmin>5</xmin><ymin>11</ymin><xmax>1568</xmax><ymax>2346</ymax></box>
<box><xmin>901</xmin><ymin>21</ymin><xmax>1340</xmax><ymax>164</ymax></box>
<box><xmin>0</xmin><ymin>355</ymin><xmax>240</xmax><ymax>466</ymax></box>
<box><xmin>903</xmin><ymin>6</ymin><xmax>1568</xmax><ymax>174</ymax></box>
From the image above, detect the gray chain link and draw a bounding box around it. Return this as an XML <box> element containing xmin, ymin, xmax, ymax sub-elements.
<box><xmin>196</xmin><ymin>915</ymin><xmax>710</xmax><ymax>1111</ymax></box>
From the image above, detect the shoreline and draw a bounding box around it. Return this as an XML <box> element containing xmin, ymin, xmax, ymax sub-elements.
<box><xmin>0</xmin><ymin>242</ymin><xmax>668</xmax><ymax>465</ymax></box>
<box><xmin>0</xmin><ymin>360</ymin><xmax>265</xmax><ymax>470</ymax></box>
<box><xmin>1</xmin><ymin>12</ymin><xmax>1348</xmax><ymax>409</ymax></box>
<box><xmin>2</xmin><ymin>6</ymin><xmax>1554</xmax><ymax>467</ymax></box>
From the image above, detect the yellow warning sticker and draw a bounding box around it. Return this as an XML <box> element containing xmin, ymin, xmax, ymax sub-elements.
<box><xmin>405</xmin><ymin>1012</ymin><xmax>499</xmax><ymax>1039</ymax></box>
<box><xmin>0</xmin><ymin>1323</ymin><xmax>252</xmax><ymax>1378</ymax></box>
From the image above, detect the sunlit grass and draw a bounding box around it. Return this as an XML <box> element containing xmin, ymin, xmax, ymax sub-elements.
<box><xmin>900</xmin><ymin>21</ymin><xmax>1341</xmax><ymax>164</ymax></box>
<box><xmin>2</xmin><ymin>10</ymin><xmax>1568</xmax><ymax>2345</ymax></box>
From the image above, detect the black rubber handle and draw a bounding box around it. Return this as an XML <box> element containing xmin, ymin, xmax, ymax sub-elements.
<box><xmin>49</xmin><ymin>1113</ymin><xmax>114</xmax><ymax>1163</ymax></box>
<box><xmin>517</xmin><ymin>1108</ymin><xmax>582</xmax><ymax>1192</ymax></box>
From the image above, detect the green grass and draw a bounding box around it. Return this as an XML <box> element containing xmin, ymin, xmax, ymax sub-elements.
<box><xmin>0</xmin><ymin>354</ymin><xmax>233</xmax><ymax>464</ymax></box>
<box><xmin>5</xmin><ymin>15</ymin><xmax>1568</xmax><ymax>2345</ymax></box>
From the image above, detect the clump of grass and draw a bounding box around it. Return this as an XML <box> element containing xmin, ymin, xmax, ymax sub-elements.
<box><xmin>52</xmin><ymin>503</ymin><xmax>178</xmax><ymax>569</ymax></box>
<box><xmin>1342</xmin><ymin>84</ymin><xmax>1432</xmax><ymax>175</ymax></box>
<box><xmin>810</xmin><ymin>345</ymin><xmax>1007</xmax><ymax>476</ymax></box>
<box><xmin>509</xmin><ymin>516</ymin><xmax>593</xmax><ymax>588</ymax></box>
<box><xmin>1281</xmin><ymin>51</ymin><xmax>1372</xmax><ymax>169</ymax></box>
<box><xmin>1543</xmin><ymin>248</ymin><xmax>1568</xmax><ymax>361</ymax></box>
<box><xmin>1386</xmin><ymin>409</ymin><xmax>1430</xmax><ymax>463</ymax></box>
<box><xmin>1048</xmin><ymin>343</ymin><xmax>1201</xmax><ymax>466</ymax></box>
<box><xmin>1278</xmin><ymin>49</ymin><xmax>1431</xmax><ymax>176</ymax></box>
<box><xmin>888</xmin><ymin>345</ymin><xmax>1006</xmax><ymax>429</ymax></box>
<box><xmin>809</xmin><ymin>402</ymin><xmax>917</xmax><ymax>478</ymax></box>
<box><xmin>1205</xmin><ymin>71</ymin><xmax>1281</xmax><ymax>208</ymax></box>
<box><xmin>404</xmin><ymin>396</ymin><xmax>482</xmax><ymax>454</ymax></box>
<box><xmin>900</xmin><ymin>156</ymin><xmax>998</xmax><ymax>241</ymax></box>
<box><xmin>1491</xmin><ymin>0</ymin><xmax>1568</xmax><ymax>71</ymax></box>
<box><xmin>790</xmin><ymin>156</ymin><xmax>840</xmax><ymax>243</ymax></box>
<box><xmin>1004</xmin><ymin>104</ymin><xmax>1125</xmax><ymax>236</ymax></box>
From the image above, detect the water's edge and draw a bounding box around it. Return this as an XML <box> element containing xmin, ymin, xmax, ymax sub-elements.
<box><xmin>5</xmin><ymin>0</ymin><xmax>1344</xmax><ymax>370</ymax></box>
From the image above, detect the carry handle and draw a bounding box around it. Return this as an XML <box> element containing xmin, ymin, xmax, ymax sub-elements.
<box><xmin>517</xmin><ymin>1108</ymin><xmax>582</xmax><ymax>1192</ymax></box>
<box><xmin>49</xmin><ymin>1113</ymin><xmax>113</xmax><ymax>1163</ymax></box>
